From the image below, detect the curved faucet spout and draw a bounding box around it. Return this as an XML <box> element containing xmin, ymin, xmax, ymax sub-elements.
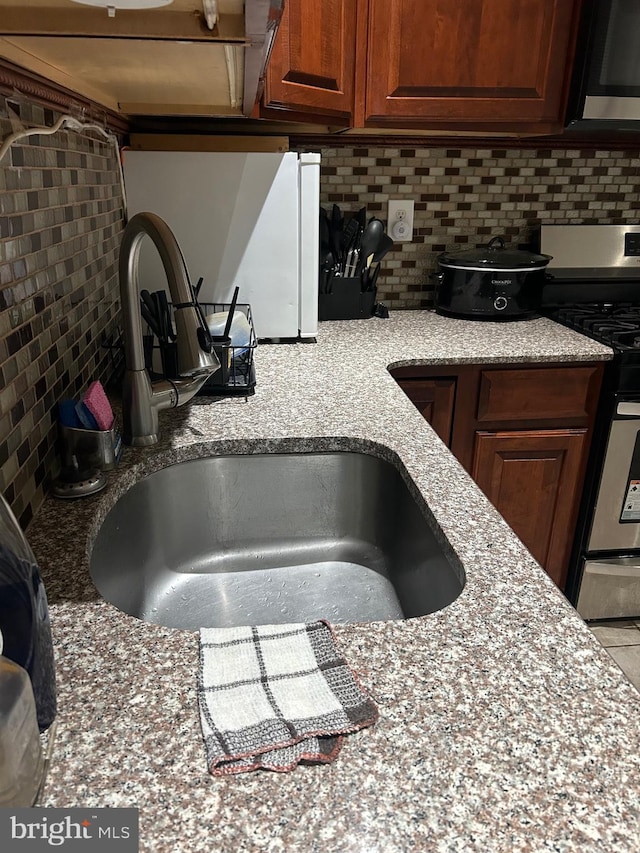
<box><xmin>119</xmin><ymin>212</ymin><xmax>220</xmax><ymax>446</ymax></box>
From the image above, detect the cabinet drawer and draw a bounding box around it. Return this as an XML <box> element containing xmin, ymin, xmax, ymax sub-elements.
<box><xmin>477</xmin><ymin>366</ymin><xmax>601</xmax><ymax>424</ymax></box>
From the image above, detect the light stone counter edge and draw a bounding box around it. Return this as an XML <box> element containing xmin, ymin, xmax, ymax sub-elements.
<box><xmin>27</xmin><ymin>312</ymin><xmax>640</xmax><ymax>853</ymax></box>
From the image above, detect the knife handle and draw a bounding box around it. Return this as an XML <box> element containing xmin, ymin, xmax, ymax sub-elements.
<box><xmin>140</xmin><ymin>301</ymin><xmax>162</xmax><ymax>340</ymax></box>
<box><xmin>369</xmin><ymin>262</ymin><xmax>381</xmax><ymax>293</ymax></box>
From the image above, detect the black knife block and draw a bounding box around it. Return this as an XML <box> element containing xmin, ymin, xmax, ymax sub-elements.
<box><xmin>318</xmin><ymin>276</ymin><xmax>376</xmax><ymax>321</ymax></box>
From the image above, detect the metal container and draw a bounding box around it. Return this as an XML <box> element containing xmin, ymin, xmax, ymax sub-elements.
<box><xmin>59</xmin><ymin>423</ymin><xmax>122</xmax><ymax>472</ymax></box>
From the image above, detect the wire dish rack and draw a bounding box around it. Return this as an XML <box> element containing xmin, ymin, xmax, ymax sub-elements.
<box><xmin>143</xmin><ymin>302</ymin><xmax>257</xmax><ymax>396</ymax></box>
<box><xmin>199</xmin><ymin>302</ymin><xmax>257</xmax><ymax>396</ymax></box>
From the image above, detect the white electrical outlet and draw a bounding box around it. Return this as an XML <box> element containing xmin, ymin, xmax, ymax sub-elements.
<box><xmin>387</xmin><ymin>200</ymin><xmax>414</xmax><ymax>242</ymax></box>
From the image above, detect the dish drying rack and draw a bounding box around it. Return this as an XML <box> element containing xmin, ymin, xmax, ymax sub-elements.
<box><xmin>143</xmin><ymin>302</ymin><xmax>257</xmax><ymax>396</ymax></box>
<box><xmin>200</xmin><ymin>302</ymin><xmax>257</xmax><ymax>395</ymax></box>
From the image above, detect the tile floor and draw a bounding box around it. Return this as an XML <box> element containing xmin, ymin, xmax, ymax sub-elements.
<box><xmin>588</xmin><ymin>620</ymin><xmax>640</xmax><ymax>691</ymax></box>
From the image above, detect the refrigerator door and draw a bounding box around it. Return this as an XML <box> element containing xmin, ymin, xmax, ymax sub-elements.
<box><xmin>298</xmin><ymin>153</ymin><xmax>320</xmax><ymax>339</ymax></box>
<box><xmin>123</xmin><ymin>150</ymin><xmax>319</xmax><ymax>340</ymax></box>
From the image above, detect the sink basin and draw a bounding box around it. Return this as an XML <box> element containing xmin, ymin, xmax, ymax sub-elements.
<box><xmin>90</xmin><ymin>451</ymin><xmax>464</xmax><ymax>629</ymax></box>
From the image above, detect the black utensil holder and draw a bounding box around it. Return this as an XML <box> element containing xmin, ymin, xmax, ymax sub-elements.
<box><xmin>143</xmin><ymin>304</ymin><xmax>257</xmax><ymax>395</ymax></box>
<box><xmin>318</xmin><ymin>276</ymin><xmax>376</xmax><ymax>320</ymax></box>
<box><xmin>143</xmin><ymin>334</ymin><xmax>178</xmax><ymax>379</ymax></box>
<box><xmin>160</xmin><ymin>341</ymin><xmax>178</xmax><ymax>380</ymax></box>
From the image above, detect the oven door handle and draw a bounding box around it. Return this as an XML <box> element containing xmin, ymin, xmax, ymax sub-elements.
<box><xmin>617</xmin><ymin>402</ymin><xmax>640</xmax><ymax>417</ymax></box>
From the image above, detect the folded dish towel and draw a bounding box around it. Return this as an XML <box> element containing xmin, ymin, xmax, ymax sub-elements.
<box><xmin>198</xmin><ymin>620</ymin><xmax>378</xmax><ymax>775</ymax></box>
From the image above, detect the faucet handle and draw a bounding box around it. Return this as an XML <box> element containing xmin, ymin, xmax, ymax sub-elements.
<box><xmin>197</xmin><ymin>325</ymin><xmax>213</xmax><ymax>353</ymax></box>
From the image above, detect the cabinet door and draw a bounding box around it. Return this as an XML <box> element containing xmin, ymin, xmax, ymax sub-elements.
<box><xmin>363</xmin><ymin>0</ymin><xmax>580</xmax><ymax>132</ymax></box>
<box><xmin>472</xmin><ymin>429</ymin><xmax>587</xmax><ymax>587</ymax></box>
<box><xmin>262</xmin><ymin>0</ymin><xmax>357</xmax><ymax>122</ymax></box>
<box><xmin>397</xmin><ymin>378</ymin><xmax>456</xmax><ymax>446</ymax></box>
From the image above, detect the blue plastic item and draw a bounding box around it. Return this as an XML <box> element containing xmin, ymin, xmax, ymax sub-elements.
<box><xmin>58</xmin><ymin>398</ymin><xmax>82</xmax><ymax>428</ymax></box>
<box><xmin>0</xmin><ymin>495</ymin><xmax>56</xmax><ymax>732</ymax></box>
<box><xmin>75</xmin><ymin>401</ymin><xmax>99</xmax><ymax>430</ymax></box>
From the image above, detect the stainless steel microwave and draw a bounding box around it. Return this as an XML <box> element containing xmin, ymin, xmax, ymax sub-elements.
<box><xmin>567</xmin><ymin>0</ymin><xmax>640</xmax><ymax>129</ymax></box>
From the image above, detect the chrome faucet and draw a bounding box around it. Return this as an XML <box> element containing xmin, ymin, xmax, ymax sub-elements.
<box><xmin>118</xmin><ymin>212</ymin><xmax>220</xmax><ymax>446</ymax></box>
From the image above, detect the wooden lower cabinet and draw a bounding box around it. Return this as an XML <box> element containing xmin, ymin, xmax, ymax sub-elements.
<box><xmin>472</xmin><ymin>429</ymin><xmax>588</xmax><ymax>588</ymax></box>
<box><xmin>391</xmin><ymin>361</ymin><xmax>604</xmax><ymax>589</ymax></box>
<box><xmin>476</xmin><ymin>366</ymin><xmax>601</xmax><ymax>424</ymax></box>
<box><xmin>396</xmin><ymin>377</ymin><xmax>456</xmax><ymax>446</ymax></box>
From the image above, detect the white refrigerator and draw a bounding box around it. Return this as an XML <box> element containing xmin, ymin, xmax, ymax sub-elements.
<box><xmin>122</xmin><ymin>150</ymin><xmax>320</xmax><ymax>340</ymax></box>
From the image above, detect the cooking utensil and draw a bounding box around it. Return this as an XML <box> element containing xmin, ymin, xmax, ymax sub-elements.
<box><xmin>330</xmin><ymin>204</ymin><xmax>343</xmax><ymax>260</ymax></box>
<box><xmin>187</xmin><ymin>279</ymin><xmax>213</xmax><ymax>352</ymax></box>
<box><xmin>358</xmin><ymin>219</ymin><xmax>384</xmax><ymax>275</ymax></box>
<box><xmin>341</xmin><ymin>217</ymin><xmax>359</xmax><ymax>251</ymax></box>
<box><xmin>353</xmin><ymin>208</ymin><xmax>367</xmax><ymax>257</ymax></box>
<box><xmin>369</xmin><ymin>262</ymin><xmax>381</xmax><ymax>293</ymax></box>
<box><xmin>156</xmin><ymin>290</ymin><xmax>175</xmax><ymax>341</ymax></box>
<box><xmin>140</xmin><ymin>301</ymin><xmax>162</xmax><ymax>340</ymax></box>
<box><xmin>140</xmin><ymin>288</ymin><xmax>172</xmax><ymax>343</ymax></box>
<box><xmin>149</xmin><ymin>291</ymin><xmax>165</xmax><ymax>341</ymax></box>
<box><xmin>361</xmin><ymin>258</ymin><xmax>382</xmax><ymax>292</ymax></box>
<box><xmin>319</xmin><ymin>209</ymin><xmax>331</xmax><ymax>251</ymax></box>
<box><xmin>345</xmin><ymin>248</ymin><xmax>359</xmax><ymax>277</ymax></box>
<box><xmin>320</xmin><ymin>250</ymin><xmax>335</xmax><ymax>293</ymax></box>
<box><xmin>373</xmin><ymin>233</ymin><xmax>394</xmax><ymax>263</ymax></box>
<box><xmin>140</xmin><ymin>289</ymin><xmax>159</xmax><ymax>328</ymax></box>
<box><xmin>223</xmin><ymin>286</ymin><xmax>240</xmax><ymax>339</ymax></box>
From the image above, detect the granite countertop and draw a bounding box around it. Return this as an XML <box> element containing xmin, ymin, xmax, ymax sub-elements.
<box><xmin>28</xmin><ymin>311</ymin><xmax>640</xmax><ymax>852</ymax></box>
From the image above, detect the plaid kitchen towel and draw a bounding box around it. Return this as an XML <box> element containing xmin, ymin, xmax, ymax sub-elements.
<box><xmin>198</xmin><ymin>620</ymin><xmax>378</xmax><ymax>775</ymax></box>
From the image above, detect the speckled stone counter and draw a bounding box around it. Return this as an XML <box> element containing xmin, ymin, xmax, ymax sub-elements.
<box><xmin>28</xmin><ymin>311</ymin><xmax>640</xmax><ymax>853</ymax></box>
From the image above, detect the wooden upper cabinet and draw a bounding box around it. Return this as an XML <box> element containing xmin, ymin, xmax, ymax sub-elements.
<box><xmin>261</xmin><ymin>0</ymin><xmax>357</xmax><ymax>123</ymax></box>
<box><xmin>262</xmin><ymin>0</ymin><xmax>581</xmax><ymax>132</ymax></box>
<box><xmin>361</xmin><ymin>0</ymin><xmax>580</xmax><ymax>131</ymax></box>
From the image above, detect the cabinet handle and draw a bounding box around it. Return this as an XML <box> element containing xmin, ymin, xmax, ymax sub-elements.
<box><xmin>617</xmin><ymin>402</ymin><xmax>640</xmax><ymax>417</ymax></box>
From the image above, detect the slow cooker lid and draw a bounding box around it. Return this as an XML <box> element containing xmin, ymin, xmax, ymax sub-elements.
<box><xmin>438</xmin><ymin>236</ymin><xmax>552</xmax><ymax>270</ymax></box>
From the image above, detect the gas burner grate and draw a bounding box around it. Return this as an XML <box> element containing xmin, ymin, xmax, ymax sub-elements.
<box><xmin>609</xmin><ymin>330</ymin><xmax>640</xmax><ymax>350</ymax></box>
<box><xmin>548</xmin><ymin>302</ymin><xmax>640</xmax><ymax>349</ymax></box>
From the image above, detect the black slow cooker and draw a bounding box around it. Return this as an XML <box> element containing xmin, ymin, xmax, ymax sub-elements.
<box><xmin>434</xmin><ymin>237</ymin><xmax>553</xmax><ymax>320</ymax></box>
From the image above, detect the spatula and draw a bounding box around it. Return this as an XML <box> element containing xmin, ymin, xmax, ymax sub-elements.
<box><xmin>357</xmin><ymin>219</ymin><xmax>384</xmax><ymax>275</ymax></box>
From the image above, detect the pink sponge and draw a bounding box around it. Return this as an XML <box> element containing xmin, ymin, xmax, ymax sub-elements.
<box><xmin>82</xmin><ymin>381</ymin><xmax>114</xmax><ymax>431</ymax></box>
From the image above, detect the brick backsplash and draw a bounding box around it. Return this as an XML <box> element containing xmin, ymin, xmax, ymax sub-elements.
<box><xmin>0</xmin><ymin>100</ymin><xmax>124</xmax><ymax>528</ymax></box>
<box><xmin>2</xmin><ymin>106</ymin><xmax>640</xmax><ymax>527</ymax></box>
<box><xmin>315</xmin><ymin>146</ymin><xmax>640</xmax><ymax>309</ymax></box>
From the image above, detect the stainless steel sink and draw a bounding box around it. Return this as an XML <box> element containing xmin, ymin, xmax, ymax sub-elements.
<box><xmin>90</xmin><ymin>451</ymin><xmax>464</xmax><ymax>629</ymax></box>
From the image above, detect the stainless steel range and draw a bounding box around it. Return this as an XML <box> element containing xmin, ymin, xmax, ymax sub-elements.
<box><xmin>541</xmin><ymin>224</ymin><xmax>640</xmax><ymax>620</ymax></box>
